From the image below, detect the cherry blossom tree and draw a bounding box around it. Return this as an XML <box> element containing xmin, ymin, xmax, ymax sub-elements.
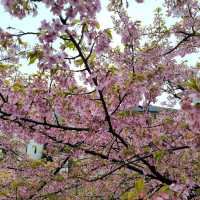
<box><xmin>0</xmin><ymin>0</ymin><xmax>200</xmax><ymax>199</ymax></box>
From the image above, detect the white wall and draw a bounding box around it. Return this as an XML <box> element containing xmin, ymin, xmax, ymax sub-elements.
<box><xmin>26</xmin><ymin>139</ymin><xmax>44</xmax><ymax>160</ymax></box>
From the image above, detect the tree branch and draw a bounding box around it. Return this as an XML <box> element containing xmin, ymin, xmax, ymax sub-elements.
<box><xmin>60</xmin><ymin>15</ymin><xmax>128</xmax><ymax>147</ymax></box>
<box><xmin>0</xmin><ymin>109</ymin><xmax>89</xmax><ymax>132</ymax></box>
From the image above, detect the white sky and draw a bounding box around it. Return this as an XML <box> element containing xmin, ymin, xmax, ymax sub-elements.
<box><xmin>0</xmin><ymin>2</ymin><xmax>154</xmax><ymax>72</ymax></box>
<box><xmin>0</xmin><ymin>1</ymin><xmax>166</xmax><ymax>28</ymax></box>
<box><xmin>0</xmin><ymin>1</ymin><xmax>167</xmax><ymax>72</ymax></box>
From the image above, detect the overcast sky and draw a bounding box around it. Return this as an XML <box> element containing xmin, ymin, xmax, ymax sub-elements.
<box><xmin>0</xmin><ymin>1</ymin><xmax>164</xmax><ymax>30</ymax></box>
<box><xmin>0</xmin><ymin>1</ymin><xmax>168</xmax><ymax>72</ymax></box>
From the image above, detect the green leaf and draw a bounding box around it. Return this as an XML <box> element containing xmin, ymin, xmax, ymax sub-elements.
<box><xmin>108</xmin><ymin>64</ymin><xmax>117</xmax><ymax>74</ymax></box>
<box><xmin>17</xmin><ymin>37</ymin><xmax>27</xmax><ymax>46</ymax></box>
<box><xmin>120</xmin><ymin>190</ymin><xmax>139</xmax><ymax>200</ymax></box>
<box><xmin>29</xmin><ymin>56</ymin><xmax>37</xmax><ymax>64</ymax></box>
<box><xmin>88</xmin><ymin>53</ymin><xmax>96</xmax><ymax>64</ymax></box>
<box><xmin>0</xmin><ymin>149</ymin><xmax>4</xmax><ymax>160</ymax></box>
<box><xmin>196</xmin><ymin>62</ymin><xmax>200</xmax><ymax>68</ymax></box>
<box><xmin>155</xmin><ymin>7</ymin><xmax>162</xmax><ymax>13</ymax></box>
<box><xmin>118</xmin><ymin>110</ymin><xmax>131</xmax><ymax>117</ymax></box>
<box><xmin>112</xmin><ymin>84</ymin><xmax>120</xmax><ymax>93</ymax></box>
<box><xmin>128</xmin><ymin>72</ymin><xmax>145</xmax><ymax>82</ymax></box>
<box><xmin>65</xmin><ymin>40</ymin><xmax>76</xmax><ymax>50</ymax></box>
<box><xmin>0</xmin><ymin>190</ymin><xmax>9</xmax><ymax>197</ymax></box>
<box><xmin>27</xmin><ymin>50</ymin><xmax>42</xmax><ymax>65</ymax></box>
<box><xmin>71</xmin><ymin>19</ymin><xmax>80</xmax><ymax>25</ymax></box>
<box><xmin>120</xmin><ymin>178</ymin><xmax>145</xmax><ymax>199</ymax></box>
<box><xmin>122</xmin><ymin>147</ymin><xmax>135</xmax><ymax>156</ymax></box>
<box><xmin>163</xmin><ymin>117</ymin><xmax>174</xmax><ymax>124</ymax></box>
<box><xmin>11</xmin><ymin>180</ymin><xmax>25</xmax><ymax>189</ymax></box>
<box><xmin>159</xmin><ymin>184</ymin><xmax>170</xmax><ymax>193</ymax></box>
<box><xmin>120</xmin><ymin>191</ymin><xmax>128</xmax><ymax>200</ymax></box>
<box><xmin>74</xmin><ymin>58</ymin><xmax>84</xmax><ymax>66</ymax></box>
<box><xmin>30</xmin><ymin>160</ymin><xmax>44</xmax><ymax>169</ymax></box>
<box><xmin>62</xmin><ymin>146</ymin><xmax>71</xmax><ymax>153</ymax></box>
<box><xmin>105</xmin><ymin>29</ymin><xmax>112</xmax><ymax>39</ymax></box>
<box><xmin>153</xmin><ymin>150</ymin><xmax>166</xmax><ymax>162</ymax></box>
<box><xmin>12</xmin><ymin>82</ymin><xmax>25</xmax><ymax>93</ymax></box>
<box><xmin>54</xmin><ymin>175</ymin><xmax>65</xmax><ymax>182</ymax></box>
<box><xmin>187</xmin><ymin>78</ymin><xmax>200</xmax><ymax>91</ymax></box>
<box><xmin>95</xmin><ymin>22</ymin><xmax>100</xmax><ymax>29</ymax></box>
<box><xmin>128</xmin><ymin>190</ymin><xmax>138</xmax><ymax>199</ymax></box>
<box><xmin>46</xmin><ymin>194</ymin><xmax>58</xmax><ymax>200</ymax></box>
<box><xmin>0</xmin><ymin>63</ymin><xmax>12</xmax><ymax>71</ymax></box>
<box><xmin>195</xmin><ymin>188</ymin><xmax>200</xmax><ymax>196</ymax></box>
<box><xmin>135</xmin><ymin>178</ymin><xmax>145</xmax><ymax>193</ymax></box>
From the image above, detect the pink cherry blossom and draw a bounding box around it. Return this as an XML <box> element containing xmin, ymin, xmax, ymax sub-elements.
<box><xmin>0</xmin><ymin>0</ymin><xmax>199</xmax><ymax>199</ymax></box>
